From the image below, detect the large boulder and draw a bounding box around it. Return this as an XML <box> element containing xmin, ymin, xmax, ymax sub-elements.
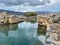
<box><xmin>8</xmin><ymin>15</ymin><xmax>21</xmax><ymax>24</ymax></box>
<box><xmin>37</xmin><ymin>15</ymin><xmax>52</xmax><ymax>28</ymax></box>
<box><xmin>0</xmin><ymin>12</ymin><xmax>26</xmax><ymax>24</ymax></box>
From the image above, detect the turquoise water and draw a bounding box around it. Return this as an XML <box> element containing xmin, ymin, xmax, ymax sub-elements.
<box><xmin>0</xmin><ymin>22</ymin><xmax>45</xmax><ymax>45</ymax></box>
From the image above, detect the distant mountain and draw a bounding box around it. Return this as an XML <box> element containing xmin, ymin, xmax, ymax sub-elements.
<box><xmin>0</xmin><ymin>9</ymin><xmax>24</xmax><ymax>15</ymax></box>
<box><xmin>36</xmin><ymin>11</ymin><xmax>54</xmax><ymax>14</ymax></box>
<box><xmin>0</xmin><ymin>9</ymin><xmax>54</xmax><ymax>15</ymax></box>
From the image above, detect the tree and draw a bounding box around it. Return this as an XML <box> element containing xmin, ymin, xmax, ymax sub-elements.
<box><xmin>24</xmin><ymin>12</ymin><xmax>37</xmax><ymax>17</ymax></box>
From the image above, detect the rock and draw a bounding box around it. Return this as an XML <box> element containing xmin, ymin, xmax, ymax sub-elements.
<box><xmin>0</xmin><ymin>12</ymin><xmax>26</xmax><ymax>24</ymax></box>
<box><xmin>8</xmin><ymin>15</ymin><xmax>26</xmax><ymax>24</ymax></box>
<box><xmin>37</xmin><ymin>15</ymin><xmax>52</xmax><ymax>28</ymax></box>
<box><xmin>8</xmin><ymin>15</ymin><xmax>20</xmax><ymax>24</ymax></box>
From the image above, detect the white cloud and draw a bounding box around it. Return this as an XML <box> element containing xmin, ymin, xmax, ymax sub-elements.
<box><xmin>48</xmin><ymin>0</ymin><xmax>55</xmax><ymax>5</ymax></box>
<box><xmin>39</xmin><ymin>0</ymin><xmax>43</xmax><ymax>2</ymax></box>
<box><xmin>0</xmin><ymin>0</ymin><xmax>53</xmax><ymax>6</ymax></box>
<box><xmin>7</xmin><ymin>5</ymin><xmax>35</xmax><ymax>12</ymax></box>
<box><xmin>0</xmin><ymin>0</ymin><xmax>59</xmax><ymax>12</ymax></box>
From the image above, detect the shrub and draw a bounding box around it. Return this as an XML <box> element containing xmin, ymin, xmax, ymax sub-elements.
<box><xmin>24</xmin><ymin>12</ymin><xmax>37</xmax><ymax>17</ymax></box>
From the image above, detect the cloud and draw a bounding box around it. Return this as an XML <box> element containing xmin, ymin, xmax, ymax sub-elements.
<box><xmin>0</xmin><ymin>0</ymin><xmax>59</xmax><ymax>12</ymax></box>
<box><xmin>6</xmin><ymin>5</ymin><xmax>36</xmax><ymax>12</ymax></box>
<box><xmin>0</xmin><ymin>0</ymin><xmax>53</xmax><ymax>6</ymax></box>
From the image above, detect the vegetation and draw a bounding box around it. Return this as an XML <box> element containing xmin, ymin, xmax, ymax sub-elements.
<box><xmin>24</xmin><ymin>12</ymin><xmax>37</xmax><ymax>17</ymax></box>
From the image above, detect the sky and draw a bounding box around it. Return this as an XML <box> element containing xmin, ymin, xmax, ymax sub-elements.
<box><xmin>0</xmin><ymin>0</ymin><xmax>60</xmax><ymax>12</ymax></box>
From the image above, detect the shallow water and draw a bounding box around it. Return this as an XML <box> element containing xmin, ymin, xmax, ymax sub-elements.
<box><xmin>0</xmin><ymin>21</ymin><xmax>46</xmax><ymax>45</ymax></box>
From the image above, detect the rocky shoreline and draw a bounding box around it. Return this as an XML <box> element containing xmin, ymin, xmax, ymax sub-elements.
<box><xmin>0</xmin><ymin>12</ymin><xmax>26</xmax><ymax>25</ymax></box>
<box><xmin>0</xmin><ymin>12</ymin><xmax>37</xmax><ymax>25</ymax></box>
<box><xmin>37</xmin><ymin>14</ymin><xmax>60</xmax><ymax>45</ymax></box>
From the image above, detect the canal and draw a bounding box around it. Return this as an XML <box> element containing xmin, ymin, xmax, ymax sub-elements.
<box><xmin>0</xmin><ymin>21</ymin><xmax>46</xmax><ymax>45</ymax></box>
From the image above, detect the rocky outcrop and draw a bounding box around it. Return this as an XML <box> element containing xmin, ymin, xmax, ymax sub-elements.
<box><xmin>9</xmin><ymin>15</ymin><xmax>21</xmax><ymax>23</ymax></box>
<box><xmin>0</xmin><ymin>12</ymin><xmax>26</xmax><ymax>24</ymax></box>
<box><xmin>37</xmin><ymin>15</ymin><xmax>52</xmax><ymax>28</ymax></box>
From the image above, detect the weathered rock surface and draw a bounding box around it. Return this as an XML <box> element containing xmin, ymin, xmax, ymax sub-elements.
<box><xmin>0</xmin><ymin>12</ymin><xmax>26</xmax><ymax>24</ymax></box>
<box><xmin>8</xmin><ymin>15</ymin><xmax>24</xmax><ymax>23</ymax></box>
<box><xmin>37</xmin><ymin>15</ymin><xmax>52</xmax><ymax>28</ymax></box>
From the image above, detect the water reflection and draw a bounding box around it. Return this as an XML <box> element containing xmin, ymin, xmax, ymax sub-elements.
<box><xmin>37</xmin><ymin>25</ymin><xmax>46</xmax><ymax>35</ymax></box>
<box><xmin>0</xmin><ymin>24</ymin><xmax>18</xmax><ymax>35</ymax></box>
<box><xmin>37</xmin><ymin>25</ymin><xmax>46</xmax><ymax>44</ymax></box>
<box><xmin>0</xmin><ymin>22</ymin><xmax>46</xmax><ymax>45</ymax></box>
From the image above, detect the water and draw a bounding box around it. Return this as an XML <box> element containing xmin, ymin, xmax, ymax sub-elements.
<box><xmin>0</xmin><ymin>21</ymin><xmax>46</xmax><ymax>45</ymax></box>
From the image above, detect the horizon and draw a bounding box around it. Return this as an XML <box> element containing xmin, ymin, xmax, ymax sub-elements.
<box><xmin>0</xmin><ymin>9</ymin><xmax>60</xmax><ymax>13</ymax></box>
